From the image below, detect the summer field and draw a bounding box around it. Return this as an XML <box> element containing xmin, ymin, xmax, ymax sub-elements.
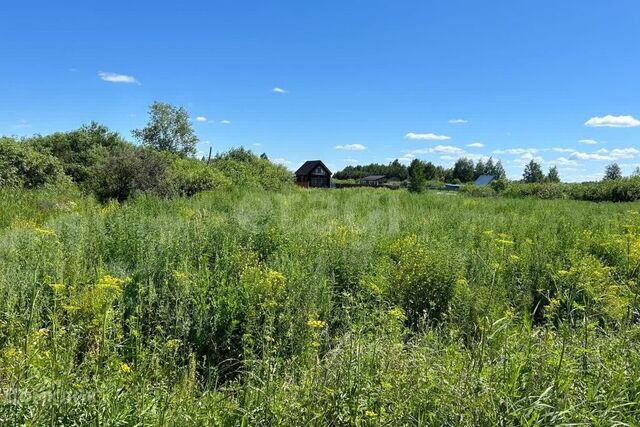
<box><xmin>2</xmin><ymin>186</ymin><xmax>640</xmax><ymax>425</ymax></box>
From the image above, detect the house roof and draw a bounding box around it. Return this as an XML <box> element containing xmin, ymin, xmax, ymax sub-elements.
<box><xmin>362</xmin><ymin>175</ymin><xmax>386</xmax><ymax>181</ymax></box>
<box><xmin>474</xmin><ymin>174</ymin><xmax>495</xmax><ymax>186</ymax></box>
<box><xmin>295</xmin><ymin>160</ymin><xmax>332</xmax><ymax>176</ymax></box>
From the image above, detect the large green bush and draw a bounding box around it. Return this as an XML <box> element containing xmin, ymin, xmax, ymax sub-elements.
<box><xmin>25</xmin><ymin>122</ymin><xmax>125</xmax><ymax>184</ymax></box>
<box><xmin>89</xmin><ymin>146</ymin><xmax>172</xmax><ymax>201</ymax></box>
<box><xmin>0</xmin><ymin>137</ymin><xmax>65</xmax><ymax>188</ymax></box>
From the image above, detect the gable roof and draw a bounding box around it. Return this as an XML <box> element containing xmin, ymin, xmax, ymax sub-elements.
<box><xmin>474</xmin><ymin>174</ymin><xmax>494</xmax><ymax>186</ymax></box>
<box><xmin>295</xmin><ymin>160</ymin><xmax>332</xmax><ymax>176</ymax></box>
<box><xmin>362</xmin><ymin>175</ymin><xmax>386</xmax><ymax>181</ymax></box>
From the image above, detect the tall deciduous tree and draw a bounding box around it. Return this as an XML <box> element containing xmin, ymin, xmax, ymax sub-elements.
<box><xmin>603</xmin><ymin>163</ymin><xmax>622</xmax><ymax>180</ymax></box>
<box><xmin>408</xmin><ymin>158</ymin><xmax>426</xmax><ymax>193</ymax></box>
<box><xmin>546</xmin><ymin>165</ymin><xmax>560</xmax><ymax>183</ymax></box>
<box><xmin>452</xmin><ymin>158</ymin><xmax>475</xmax><ymax>182</ymax></box>
<box><xmin>523</xmin><ymin>160</ymin><xmax>544</xmax><ymax>183</ymax></box>
<box><xmin>132</xmin><ymin>102</ymin><xmax>198</xmax><ymax>157</ymax></box>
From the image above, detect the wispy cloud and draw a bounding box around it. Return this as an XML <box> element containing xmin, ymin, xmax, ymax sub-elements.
<box><xmin>466</xmin><ymin>142</ymin><xmax>484</xmax><ymax>148</ymax></box>
<box><xmin>98</xmin><ymin>71</ymin><xmax>140</xmax><ymax>85</ymax></box>
<box><xmin>272</xmin><ymin>87</ymin><xmax>288</xmax><ymax>94</ymax></box>
<box><xmin>252</xmin><ymin>143</ymin><xmax>262</xmax><ymax>147</ymax></box>
<box><xmin>409</xmin><ymin>145</ymin><xmax>464</xmax><ymax>155</ymax></box>
<box><xmin>569</xmin><ymin>147</ymin><xmax>640</xmax><ymax>161</ymax></box>
<box><xmin>195</xmin><ymin>116</ymin><xmax>207</xmax><ymax>122</ymax></box>
<box><xmin>405</xmin><ymin>132</ymin><xmax>451</xmax><ymax>141</ymax></box>
<box><xmin>335</xmin><ymin>143</ymin><xmax>366</xmax><ymax>151</ymax></box>
<box><xmin>585</xmin><ymin>115</ymin><xmax>640</xmax><ymax>128</ymax></box>
<box><xmin>12</xmin><ymin>119</ymin><xmax>30</xmax><ymax>129</ymax></box>
<box><xmin>220</xmin><ymin>120</ymin><xmax>231</xmax><ymax>125</ymax></box>
<box><xmin>493</xmin><ymin>148</ymin><xmax>538</xmax><ymax>155</ymax></box>
<box><xmin>579</xmin><ymin>139</ymin><xmax>598</xmax><ymax>145</ymax></box>
<box><xmin>448</xmin><ymin>119</ymin><xmax>468</xmax><ymax>124</ymax></box>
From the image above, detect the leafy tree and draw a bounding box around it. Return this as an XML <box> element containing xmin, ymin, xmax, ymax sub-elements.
<box><xmin>452</xmin><ymin>158</ymin><xmax>475</xmax><ymax>182</ymax></box>
<box><xmin>603</xmin><ymin>163</ymin><xmax>622</xmax><ymax>181</ymax></box>
<box><xmin>523</xmin><ymin>160</ymin><xmax>544</xmax><ymax>183</ymax></box>
<box><xmin>408</xmin><ymin>159</ymin><xmax>426</xmax><ymax>192</ymax></box>
<box><xmin>423</xmin><ymin>161</ymin><xmax>438</xmax><ymax>181</ymax></box>
<box><xmin>132</xmin><ymin>102</ymin><xmax>198</xmax><ymax>157</ymax></box>
<box><xmin>474</xmin><ymin>160</ymin><xmax>486</xmax><ymax>180</ymax></box>
<box><xmin>633</xmin><ymin>166</ymin><xmax>640</xmax><ymax>177</ymax></box>
<box><xmin>546</xmin><ymin>165</ymin><xmax>560</xmax><ymax>183</ymax></box>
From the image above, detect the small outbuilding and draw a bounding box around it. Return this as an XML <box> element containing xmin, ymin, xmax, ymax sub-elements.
<box><xmin>474</xmin><ymin>175</ymin><xmax>495</xmax><ymax>186</ymax></box>
<box><xmin>295</xmin><ymin>160</ymin><xmax>332</xmax><ymax>188</ymax></box>
<box><xmin>360</xmin><ymin>175</ymin><xmax>387</xmax><ymax>186</ymax></box>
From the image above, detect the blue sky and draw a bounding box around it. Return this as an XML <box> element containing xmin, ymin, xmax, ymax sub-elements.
<box><xmin>1</xmin><ymin>0</ymin><xmax>639</xmax><ymax>181</ymax></box>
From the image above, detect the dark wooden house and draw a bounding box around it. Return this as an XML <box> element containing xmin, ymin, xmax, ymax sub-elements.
<box><xmin>361</xmin><ymin>175</ymin><xmax>386</xmax><ymax>186</ymax></box>
<box><xmin>295</xmin><ymin>160</ymin><xmax>332</xmax><ymax>188</ymax></box>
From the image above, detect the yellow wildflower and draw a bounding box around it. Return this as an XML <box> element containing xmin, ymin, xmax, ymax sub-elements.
<box><xmin>365</xmin><ymin>410</ymin><xmax>377</xmax><ymax>418</ymax></box>
<box><xmin>49</xmin><ymin>283</ymin><xmax>66</xmax><ymax>292</ymax></box>
<box><xmin>34</xmin><ymin>227</ymin><xmax>56</xmax><ymax>237</ymax></box>
<box><xmin>388</xmin><ymin>307</ymin><xmax>406</xmax><ymax>321</ymax></box>
<box><xmin>307</xmin><ymin>319</ymin><xmax>326</xmax><ymax>329</ymax></box>
<box><xmin>119</xmin><ymin>362</ymin><xmax>132</xmax><ymax>374</ymax></box>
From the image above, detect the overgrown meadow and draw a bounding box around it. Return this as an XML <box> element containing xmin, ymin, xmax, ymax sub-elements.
<box><xmin>1</xmin><ymin>186</ymin><xmax>640</xmax><ymax>425</ymax></box>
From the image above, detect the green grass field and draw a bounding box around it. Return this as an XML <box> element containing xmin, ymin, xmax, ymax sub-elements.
<box><xmin>1</xmin><ymin>186</ymin><xmax>640</xmax><ymax>425</ymax></box>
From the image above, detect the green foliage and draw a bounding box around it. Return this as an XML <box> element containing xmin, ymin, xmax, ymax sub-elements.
<box><xmin>0</xmin><ymin>137</ymin><xmax>66</xmax><ymax>188</ymax></box>
<box><xmin>546</xmin><ymin>165</ymin><xmax>561</xmax><ymax>183</ymax></box>
<box><xmin>504</xmin><ymin>177</ymin><xmax>640</xmax><ymax>202</ymax></box>
<box><xmin>523</xmin><ymin>159</ymin><xmax>545</xmax><ymax>183</ymax></box>
<box><xmin>334</xmin><ymin>159</ymin><xmax>408</xmax><ymax>180</ymax></box>
<box><xmin>1</xmin><ymin>188</ymin><xmax>640</xmax><ymax>424</ymax></box>
<box><xmin>88</xmin><ymin>146</ymin><xmax>172</xmax><ymax>201</ymax></box>
<box><xmin>453</xmin><ymin>157</ymin><xmax>475</xmax><ymax>182</ymax></box>
<box><xmin>604</xmin><ymin>162</ymin><xmax>622</xmax><ymax>181</ymax></box>
<box><xmin>132</xmin><ymin>101</ymin><xmax>199</xmax><ymax>157</ymax></box>
<box><xmin>25</xmin><ymin>122</ymin><xmax>125</xmax><ymax>183</ymax></box>
<box><xmin>407</xmin><ymin>158</ymin><xmax>426</xmax><ymax>192</ymax></box>
<box><xmin>167</xmin><ymin>156</ymin><xmax>232</xmax><ymax>196</ymax></box>
<box><xmin>212</xmin><ymin>147</ymin><xmax>293</xmax><ymax>191</ymax></box>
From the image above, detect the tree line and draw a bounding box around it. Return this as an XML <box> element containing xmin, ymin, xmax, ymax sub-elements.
<box><xmin>1</xmin><ymin>102</ymin><xmax>292</xmax><ymax>200</ymax></box>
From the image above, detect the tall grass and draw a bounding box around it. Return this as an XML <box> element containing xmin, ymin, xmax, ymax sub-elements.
<box><xmin>1</xmin><ymin>187</ymin><xmax>639</xmax><ymax>425</ymax></box>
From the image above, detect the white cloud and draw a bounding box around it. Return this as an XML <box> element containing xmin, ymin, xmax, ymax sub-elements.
<box><xmin>252</xmin><ymin>143</ymin><xmax>262</xmax><ymax>147</ymax></box>
<box><xmin>551</xmin><ymin>147</ymin><xmax>576</xmax><ymax>153</ymax></box>
<box><xmin>549</xmin><ymin>157</ymin><xmax>578</xmax><ymax>166</ymax></box>
<box><xmin>342</xmin><ymin>158</ymin><xmax>359</xmax><ymax>164</ymax></box>
<box><xmin>195</xmin><ymin>116</ymin><xmax>207</xmax><ymax>122</ymax></box>
<box><xmin>220</xmin><ymin>120</ymin><xmax>231</xmax><ymax>125</ymax></box>
<box><xmin>579</xmin><ymin>139</ymin><xmax>598</xmax><ymax>145</ymax></box>
<box><xmin>570</xmin><ymin>151</ymin><xmax>613</xmax><ymax>161</ymax></box>
<box><xmin>405</xmin><ymin>132</ymin><xmax>451</xmax><ymax>141</ymax></box>
<box><xmin>466</xmin><ymin>142</ymin><xmax>484</xmax><ymax>148</ymax></box>
<box><xmin>585</xmin><ymin>115</ymin><xmax>640</xmax><ymax>128</ymax></box>
<box><xmin>428</xmin><ymin>145</ymin><xmax>464</xmax><ymax>154</ymax></box>
<box><xmin>493</xmin><ymin>148</ymin><xmax>538</xmax><ymax>155</ymax></box>
<box><xmin>569</xmin><ymin>147</ymin><xmax>639</xmax><ymax>162</ymax></box>
<box><xmin>334</xmin><ymin>143</ymin><xmax>366</xmax><ymax>151</ymax></box>
<box><xmin>12</xmin><ymin>119</ymin><xmax>30</xmax><ymax>129</ymax></box>
<box><xmin>513</xmin><ymin>152</ymin><xmax>544</xmax><ymax>166</ymax></box>
<box><xmin>272</xmin><ymin>87</ymin><xmax>288</xmax><ymax>93</ymax></box>
<box><xmin>98</xmin><ymin>71</ymin><xmax>140</xmax><ymax>85</ymax></box>
<box><xmin>448</xmin><ymin>119</ymin><xmax>468</xmax><ymax>124</ymax></box>
<box><xmin>610</xmin><ymin>148</ymin><xmax>640</xmax><ymax>158</ymax></box>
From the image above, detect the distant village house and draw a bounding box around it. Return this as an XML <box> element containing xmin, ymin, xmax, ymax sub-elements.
<box><xmin>360</xmin><ymin>175</ymin><xmax>386</xmax><ymax>186</ymax></box>
<box><xmin>295</xmin><ymin>160</ymin><xmax>332</xmax><ymax>188</ymax></box>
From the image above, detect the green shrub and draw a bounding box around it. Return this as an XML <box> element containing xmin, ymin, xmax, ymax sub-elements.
<box><xmin>89</xmin><ymin>146</ymin><xmax>172</xmax><ymax>201</ymax></box>
<box><xmin>212</xmin><ymin>148</ymin><xmax>293</xmax><ymax>191</ymax></box>
<box><xmin>0</xmin><ymin>137</ymin><xmax>65</xmax><ymax>188</ymax></box>
<box><xmin>388</xmin><ymin>235</ymin><xmax>460</xmax><ymax>326</ymax></box>
<box><xmin>25</xmin><ymin>122</ymin><xmax>125</xmax><ymax>184</ymax></box>
<box><xmin>167</xmin><ymin>157</ymin><xmax>231</xmax><ymax>196</ymax></box>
